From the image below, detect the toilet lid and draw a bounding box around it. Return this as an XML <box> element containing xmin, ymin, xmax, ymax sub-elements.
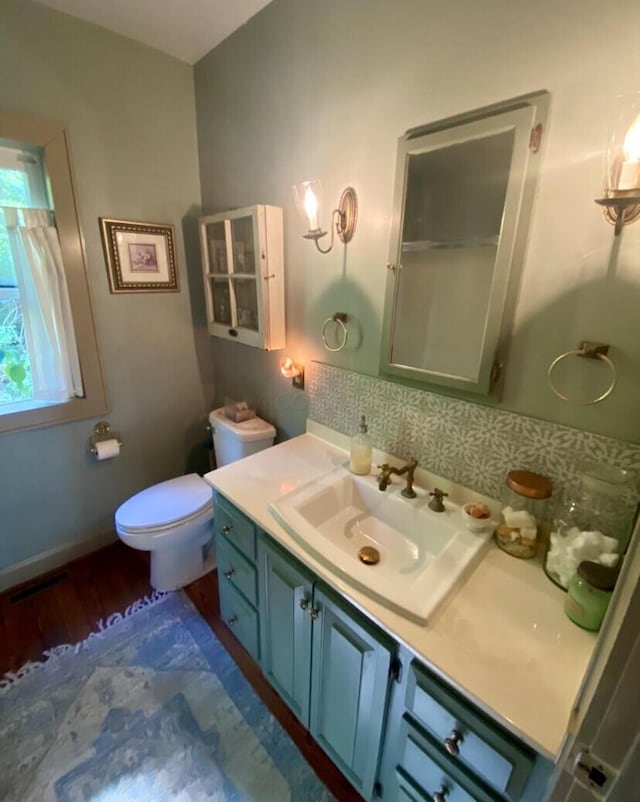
<box><xmin>115</xmin><ymin>474</ymin><xmax>213</xmax><ymax>532</ymax></box>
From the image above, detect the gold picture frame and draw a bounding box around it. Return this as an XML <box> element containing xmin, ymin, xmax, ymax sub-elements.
<box><xmin>99</xmin><ymin>217</ymin><xmax>179</xmax><ymax>293</ymax></box>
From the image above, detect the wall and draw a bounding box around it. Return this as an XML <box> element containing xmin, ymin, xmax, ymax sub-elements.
<box><xmin>194</xmin><ymin>0</ymin><xmax>640</xmax><ymax>446</ymax></box>
<box><xmin>0</xmin><ymin>1</ymin><xmax>208</xmax><ymax>573</ymax></box>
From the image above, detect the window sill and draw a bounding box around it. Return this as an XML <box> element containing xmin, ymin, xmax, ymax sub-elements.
<box><xmin>0</xmin><ymin>398</ymin><xmax>62</xmax><ymax>416</ymax></box>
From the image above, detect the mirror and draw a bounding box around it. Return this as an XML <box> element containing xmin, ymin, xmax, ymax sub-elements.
<box><xmin>380</xmin><ymin>92</ymin><xmax>549</xmax><ymax>395</ymax></box>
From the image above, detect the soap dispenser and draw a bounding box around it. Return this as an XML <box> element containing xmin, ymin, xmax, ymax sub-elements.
<box><xmin>350</xmin><ymin>415</ymin><xmax>372</xmax><ymax>475</ymax></box>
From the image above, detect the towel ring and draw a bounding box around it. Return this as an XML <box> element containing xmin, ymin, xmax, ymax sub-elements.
<box><xmin>547</xmin><ymin>341</ymin><xmax>616</xmax><ymax>405</ymax></box>
<box><xmin>321</xmin><ymin>313</ymin><xmax>349</xmax><ymax>352</ymax></box>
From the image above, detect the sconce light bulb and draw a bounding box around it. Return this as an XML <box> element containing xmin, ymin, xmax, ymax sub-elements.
<box><xmin>303</xmin><ymin>185</ymin><xmax>319</xmax><ymax>231</ymax></box>
<box><xmin>617</xmin><ymin>113</ymin><xmax>640</xmax><ymax>191</ymax></box>
<box><xmin>623</xmin><ymin>113</ymin><xmax>640</xmax><ymax>161</ymax></box>
<box><xmin>280</xmin><ymin>357</ymin><xmax>300</xmax><ymax>378</ymax></box>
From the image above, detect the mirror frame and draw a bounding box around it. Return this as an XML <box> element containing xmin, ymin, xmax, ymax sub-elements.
<box><xmin>380</xmin><ymin>91</ymin><xmax>550</xmax><ymax>396</ymax></box>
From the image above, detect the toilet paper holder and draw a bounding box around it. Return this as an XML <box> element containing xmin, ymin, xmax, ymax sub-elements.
<box><xmin>89</xmin><ymin>421</ymin><xmax>123</xmax><ymax>455</ymax></box>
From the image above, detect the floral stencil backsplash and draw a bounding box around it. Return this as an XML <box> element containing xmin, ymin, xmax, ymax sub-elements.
<box><xmin>307</xmin><ymin>362</ymin><xmax>640</xmax><ymax>507</ymax></box>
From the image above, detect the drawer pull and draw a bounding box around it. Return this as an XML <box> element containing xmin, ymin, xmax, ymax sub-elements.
<box><xmin>444</xmin><ymin>730</ymin><xmax>463</xmax><ymax>757</ymax></box>
<box><xmin>299</xmin><ymin>597</ymin><xmax>310</xmax><ymax>611</ymax></box>
<box><xmin>223</xmin><ymin>567</ymin><xmax>236</xmax><ymax>579</ymax></box>
<box><xmin>309</xmin><ymin>606</ymin><xmax>320</xmax><ymax>621</ymax></box>
<box><xmin>227</xmin><ymin>615</ymin><xmax>238</xmax><ymax>627</ymax></box>
<box><xmin>223</xmin><ymin>524</ymin><xmax>233</xmax><ymax>535</ymax></box>
<box><xmin>431</xmin><ymin>787</ymin><xmax>448</xmax><ymax>802</ymax></box>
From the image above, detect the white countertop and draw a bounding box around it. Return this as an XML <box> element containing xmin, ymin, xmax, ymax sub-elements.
<box><xmin>204</xmin><ymin>425</ymin><xmax>597</xmax><ymax>760</ymax></box>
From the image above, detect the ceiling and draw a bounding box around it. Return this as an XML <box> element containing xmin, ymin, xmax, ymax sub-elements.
<box><xmin>34</xmin><ymin>0</ymin><xmax>274</xmax><ymax>64</ymax></box>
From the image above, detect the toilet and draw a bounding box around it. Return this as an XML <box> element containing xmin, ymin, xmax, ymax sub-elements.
<box><xmin>115</xmin><ymin>407</ymin><xmax>276</xmax><ymax>591</ymax></box>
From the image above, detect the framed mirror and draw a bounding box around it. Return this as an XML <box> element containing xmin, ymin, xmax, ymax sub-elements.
<box><xmin>380</xmin><ymin>91</ymin><xmax>549</xmax><ymax>395</ymax></box>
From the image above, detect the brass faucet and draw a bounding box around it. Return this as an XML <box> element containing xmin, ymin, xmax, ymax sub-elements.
<box><xmin>377</xmin><ymin>458</ymin><xmax>418</xmax><ymax>498</ymax></box>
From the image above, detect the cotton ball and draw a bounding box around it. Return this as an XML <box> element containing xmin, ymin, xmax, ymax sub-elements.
<box><xmin>598</xmin><ymin>553</ymin><xmax>619</xmax><ymax>568</ymax></box>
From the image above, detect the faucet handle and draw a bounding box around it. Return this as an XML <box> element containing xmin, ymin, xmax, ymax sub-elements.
<box><xmin>428</xmin><ymin>488</ymin><xmax>448</xmax><ymax>512</ymax></box>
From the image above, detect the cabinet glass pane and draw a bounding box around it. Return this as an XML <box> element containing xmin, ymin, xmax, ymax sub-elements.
<box><xmin>205</xmin><ymin>221</ymin><xmax>228</xmax><ymax>274</ymax></box>
<box><xmin>231</xmin><ymin>216</ymin><xmax>256</xmax><ymax>275</ymax></box>
<box><xmin>233</xmin><ymin>278</ymin><xmax>259</xmax><ymax>331</ymax></box>
<box><xmin>211</xmin><ymin>278</ymin><xmax>232</xmax><ymax>325</ymax></box>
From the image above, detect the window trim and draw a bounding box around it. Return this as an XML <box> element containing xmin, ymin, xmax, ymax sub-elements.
<box><xmin>0</xmin><ymin>112</ymin><xmax>108</xmax><ymax>433</ymax></box>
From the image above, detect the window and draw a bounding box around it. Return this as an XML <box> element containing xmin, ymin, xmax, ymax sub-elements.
<box><xmin>0</xmin><ymin>113</ymin><xmax>108</xmax><ymax>434</ymax></box>
<box><xmin>0</xmin><ymin>143</ymin><xmax>48</xmax><ymax>407</ymax></box>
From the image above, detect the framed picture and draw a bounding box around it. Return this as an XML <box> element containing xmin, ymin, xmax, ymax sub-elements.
<box><xmin>99</xmin><ymin>218</ymin><xmax>179</xmax><ymax>293</ymax></box>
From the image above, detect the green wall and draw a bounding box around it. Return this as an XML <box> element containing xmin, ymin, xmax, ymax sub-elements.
<box><xmin>194</xmin><ymin>0</ymin><xmax>640</xmax><ymax>445</ymax></box>
<box><xmin>0</xmin><ymin>1</ymin><xmax>210</xmax><ymax>571</ymax></box>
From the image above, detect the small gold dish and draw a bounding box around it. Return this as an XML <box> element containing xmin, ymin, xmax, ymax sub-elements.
<box><xmin>358</xmin><ymin>546</ymin><xmax>380</xmax><ymax>565</ymax></box>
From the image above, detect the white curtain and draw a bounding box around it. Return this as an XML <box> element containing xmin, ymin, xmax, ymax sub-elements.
<box><xmin>1</xmin><ymin>207</ymin><xmax>83</xmax><ymax>401</ymax></box>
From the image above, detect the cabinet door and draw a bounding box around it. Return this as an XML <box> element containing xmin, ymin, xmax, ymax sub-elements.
<box><xmin>258</xmin><ymin>536</ymin><xmax>314</xmax><ymax>727</ymax></box>
<box><xmin>310</xmin><ymin>584</ymin><xmax>393</xmax><ymax>800</ymax></box>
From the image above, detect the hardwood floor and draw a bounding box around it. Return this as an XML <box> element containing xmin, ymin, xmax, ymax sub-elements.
<box><xmin>0</xmin><ymin>542</ymin><xmax>364</xmax><ymax>802</ymax></box>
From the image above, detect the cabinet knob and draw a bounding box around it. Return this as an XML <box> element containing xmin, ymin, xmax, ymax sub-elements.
<box><xmin>299</xmin><ymin>597</ymin><xmax>309</xmax><ymax>611</ymax></box>
<box><xmin>223</xmin><ymin>567</ymin><xmax>236</xmax><ymax>579</ymax></box>
<box><xmin>222</xmin><ymin>524</ymin><xmax>232</xmax><ymax>535</ymax></box>
<box><xmin>444</xmin><ymin>730</ymin><xmax>463</xmax><ymax>757</ymax></box>
<box><xmin>309</xmin><ymin>606</ymin><xmax>320</xmax><ymax>620</ymax></box>
<box><xmin>432</xmin><ymin>787</ymin><xmax>448</xmax><ymax>802</ymax></box>
<box><xmin>227</xmin><ymin>615</ymin><xmax>238</xmax><ymax>627</ymax></box>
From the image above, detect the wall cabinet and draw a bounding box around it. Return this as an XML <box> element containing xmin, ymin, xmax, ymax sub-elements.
<box><xmin>215</xmin><ymin>496</ymin><xmax>551</xmax><ymax>802</ymax></box>
<box><xmin>199</xmin><ymin>204</ymin><xmax>285</xmax><ymax>350</ymax></box>
<box><xmin>259</xmin><ymin>535</ymin><xmax>393</xmax><ymax>801</ymax></box>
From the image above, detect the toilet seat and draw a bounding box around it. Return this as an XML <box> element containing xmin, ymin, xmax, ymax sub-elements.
<box><xmin>115</xmin><ymin>473</ymin><xmax>213</xmax><ymax>536</ymax></box>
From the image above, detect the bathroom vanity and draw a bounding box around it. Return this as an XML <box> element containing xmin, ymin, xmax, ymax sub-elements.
<box><xmin>204</xmin><ymin>424</ymin><xmax>596</xmax><ymax>802</ymax></box>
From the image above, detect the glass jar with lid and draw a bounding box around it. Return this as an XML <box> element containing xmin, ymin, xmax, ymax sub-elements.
<box><xmin>545</xmin><ymin>459</ymin><xmax>635</xmax><ymax>589</ymax></box>
<box><xmin>495</xmin><ymin>470</ymin><xmax>553</xmax><ymax>559</ymax></box>
<box><xmin>565</xmin><ymin>561</ymin><xmax>618</xmax><ymax>631</ymax></box>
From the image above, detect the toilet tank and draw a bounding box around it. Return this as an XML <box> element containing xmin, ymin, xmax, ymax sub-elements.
<box><xmin>209</xmin><ymin>407</ymin><xmax>276</xmax><ymax>468</ymax></box>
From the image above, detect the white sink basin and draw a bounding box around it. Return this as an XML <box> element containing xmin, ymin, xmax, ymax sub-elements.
<box><xmin>269</xmin><ymin>467</ymin><xmax>492</xmax><ymax>624</ymax></box>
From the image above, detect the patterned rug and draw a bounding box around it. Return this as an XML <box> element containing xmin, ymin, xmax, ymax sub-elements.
<box><xmin>0</xmin><ymin>592</ymin><xmax>336</xmax><ymax>802</ymax></box>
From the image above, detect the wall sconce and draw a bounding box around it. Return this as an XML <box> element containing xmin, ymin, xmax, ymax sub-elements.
<box><xmin>280</xmin><ymin>356</ymin><xmax>304</xmax><ymax>390</ymax></box>
<box><xmin>596</xmin><ymin>92</ymin><xmax>640</xmax><ymax>235</ymax></box>
<box><xmin>293</xmin><ymin>180</ymin><xmax>358</xmax><ymax>253</ymax></box>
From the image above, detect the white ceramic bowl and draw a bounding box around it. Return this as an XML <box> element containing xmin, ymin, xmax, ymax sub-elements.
<box><xmin>462</xmin><ymin>503</ymin><xmax>494</xmax><ymax>532</ymax></box>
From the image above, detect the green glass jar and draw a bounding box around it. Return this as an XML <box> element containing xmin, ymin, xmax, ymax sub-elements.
<box><xmin>565</xmin><ymin>561</ymin><xmax>617</xmax><ymax>631</ymax></box>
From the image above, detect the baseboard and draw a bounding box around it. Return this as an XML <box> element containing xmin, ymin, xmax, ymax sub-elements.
<box><xmin>0</xmin><ymin>530</ymin><xmax>118</xmax><ymax>592</ymax></box>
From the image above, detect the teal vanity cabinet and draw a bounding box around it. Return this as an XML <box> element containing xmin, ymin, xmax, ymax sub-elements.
<box><xmin>377</xmin><ymin>648</ymin><xmax>552</xmax><ymax>802</ymax></box>
<box><xmin>215</xmin><ymin>496</ymin><xmax>552</xmax><ymax>802</ymax></box>
<box><xmin>258</xmin><ymin>534</ymin><xmax>394</xmax><ymax>801</ymax></box>
<box><xmin>215</xmin><ymin>496</ymin><xmax>260</xmax><ymax>662</ymax></box>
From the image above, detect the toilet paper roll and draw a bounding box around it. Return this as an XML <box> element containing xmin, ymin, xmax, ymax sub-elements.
<box><xmin>94</xmin><ymin>438</ymin><xmax>120</xmax><ymax>461</ymax></box>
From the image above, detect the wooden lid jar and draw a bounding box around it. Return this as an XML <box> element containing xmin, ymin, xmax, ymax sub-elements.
<box><xmin>495</xmin><ymin>470</ymin><xmax>553</xmax><ymax>559</ymax></box>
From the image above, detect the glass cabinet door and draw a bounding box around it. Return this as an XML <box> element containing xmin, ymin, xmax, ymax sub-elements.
<box><xmin>204</xmin><ymin>220</ymin><xmax>229</xmax><ymax>274</ymax></box>
<box><xmin>199</xmin><ymin>204</ymin><xmax>285</xmax><ymax>350</ymax></box>
<box><xmin>233</xmin><ymin>278</ymin><xmax>259</xmax><ymax>331</ymax></box>
<box><xmin>211</xmin><ymin>278</ymin><xmax>232</xmax><ymax>326</ymax></box>
<box><xmin>230</xmin><ymin>215</ymin><xmax>256</xmax><ymax>275</ymax></box>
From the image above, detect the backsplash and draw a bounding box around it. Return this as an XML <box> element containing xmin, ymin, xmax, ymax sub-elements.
<box><xmin>307</xmin><ymin>362</ymin><xmax>640</xmax><ymax>504</ymax></box>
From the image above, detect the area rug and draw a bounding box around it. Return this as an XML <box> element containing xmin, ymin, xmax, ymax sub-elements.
<box><xmin>0</xmin><ymin>592</ymin><xmax>336</xmax><ymax>802</ymax></box>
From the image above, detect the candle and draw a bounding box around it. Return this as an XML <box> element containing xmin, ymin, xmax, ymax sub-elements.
<box><xmin>618</xmin><ymin>113</ymin><xmax>640</xmax><ymax>191</ymax></box>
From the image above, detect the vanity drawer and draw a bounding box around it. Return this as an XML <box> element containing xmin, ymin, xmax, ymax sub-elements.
<box><xmin>405</xmin><ymin>662</ymin><xmax>534</xmax><ymax>800</ymax></box>
<box><xmin>395</xmin><ymin>716</ymin><xmax>502</xmax><ymax>802</ymax></box>
<box><xmin>218</xmin><ymin>575</ymin><xmax>260</xmax><ymax>662</ymax></box>
<box><xmin>217</xmin><ymin>533</ymin><xmax>258</xmax><ymax>606</ymax></box>
<box><xmin>215</xmin><ymin>496</ymin><xmax>256</xmax><ymax>561</ymax></box>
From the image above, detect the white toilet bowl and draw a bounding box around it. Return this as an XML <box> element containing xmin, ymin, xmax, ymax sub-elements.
<box><xmin>115</xmin><ymin>473</ymin><xmax>214</xmax><ymax>591</ymax></box>
<box><xmin>114</xmin><ymin>409</ymin><xmax>276</xmax><ymax>591</ymax></box>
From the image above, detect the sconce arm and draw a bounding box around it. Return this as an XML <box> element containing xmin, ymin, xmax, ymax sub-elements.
<box><xmin>314</xmin><ymin>214</ymin><xmax>337</xmax><ymax>253</ymax></box>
